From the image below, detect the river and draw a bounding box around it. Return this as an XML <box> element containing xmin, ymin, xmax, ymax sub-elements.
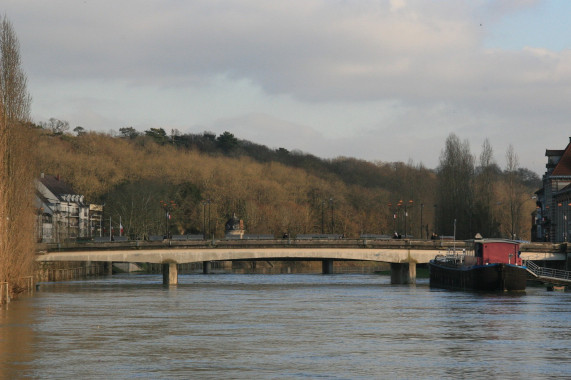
<box><xmin>1</xmin><ymin>274</ymin><xmax>570</xmax><ymax>379</ymax></box>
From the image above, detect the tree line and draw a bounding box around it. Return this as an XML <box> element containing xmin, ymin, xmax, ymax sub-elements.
<box><xmin>436</xmin><ymin>134</ymin><xmax>537</xmax><ymax>240</ymax></box>
<box><xmin>33</xmin><ymin>121</ymin><xmax>539</xmax><ymax>242</ymax></box>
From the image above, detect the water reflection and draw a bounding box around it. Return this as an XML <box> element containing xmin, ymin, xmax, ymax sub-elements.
<box><xmin>1</xmin><ymin>274</ymin><xmax>570</xmax><ymax>379</ymax></box>
<box><xmin>0</xmin><ymin>295</ymin><xmax>37</xmax><ymax>379</ymax></box>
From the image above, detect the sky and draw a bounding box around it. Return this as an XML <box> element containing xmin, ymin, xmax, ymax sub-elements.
<box><xmin>4</xmin><ymin>0</ymin><xmax>571</xmax><ymax>174</ymax></box>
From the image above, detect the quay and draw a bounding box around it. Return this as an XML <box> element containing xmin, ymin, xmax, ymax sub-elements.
<box><xmin>36</xmin><ymin>238</ymin><xmax>568</xmax><ymax>285</ymax></box>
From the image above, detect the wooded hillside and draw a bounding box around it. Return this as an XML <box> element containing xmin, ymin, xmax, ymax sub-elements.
<box><xmin>35</xmin><ymin>126</ymin><xmax>540</xmax><ymax>241</ymax></box>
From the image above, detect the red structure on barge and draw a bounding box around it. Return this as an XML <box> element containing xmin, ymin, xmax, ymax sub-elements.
<box><xmin>429</xmin><ymin>239</ymin><xmax>528</xmax><ymax>291</ymax></box>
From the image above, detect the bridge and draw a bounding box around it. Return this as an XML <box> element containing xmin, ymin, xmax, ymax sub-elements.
<box><xmin>36</xmin><ymin>238</ymin><xmax>569</xmax><ymax>285</ymax></box>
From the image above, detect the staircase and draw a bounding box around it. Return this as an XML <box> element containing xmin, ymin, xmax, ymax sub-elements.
<box><xmin>525</xmin><ymin>261</ymin><xmax>571</xmax><ymax>286</ymax></box>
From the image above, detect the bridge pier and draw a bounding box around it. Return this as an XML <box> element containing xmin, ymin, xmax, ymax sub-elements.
<box><xmin>203</xmin><ymin>261</ymin><xmax>211</xmax><ymax>274</ymax></box>
<box><xmin>322</xmin><ymin>259</ymin><xmax>333</xmax><ymax>274</ymax></box>
<box><xmin>162</xmin><ymin>262</ymin><xmax>178</xmax><ymax>285</ymax></box>
<box><xmin>390</xmin><ymin>263</ymin><xmax>416</xmax><ymax>284</ymax></box>
<box><xmin>105</xmin><ymin>261</ymin><xmax>113</xmax><ymax>276</ymax></box>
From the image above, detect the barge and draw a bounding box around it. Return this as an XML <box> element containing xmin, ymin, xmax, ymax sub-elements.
<box><xmin>428</xmin><ymin>239</ymin><xmax>528</xmax><ymax>291</ymax></box>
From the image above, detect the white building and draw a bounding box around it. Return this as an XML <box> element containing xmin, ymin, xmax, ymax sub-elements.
<box><xmin>35</xmin><ymin>174</ymin><xmax>101</xmax><ymax>243</ymax></box>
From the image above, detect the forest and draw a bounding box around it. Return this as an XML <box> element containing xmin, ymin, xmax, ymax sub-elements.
<box><xmin>35</xmin><ymin>122</ymin><xmax>541</xmax><ymax>242</ymax></box>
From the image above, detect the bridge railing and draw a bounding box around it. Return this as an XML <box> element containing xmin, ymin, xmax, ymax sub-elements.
<box><xmin>525</xmin><ymin>260</ymin><xmax>571</xmax><ymax>281</ymax></box>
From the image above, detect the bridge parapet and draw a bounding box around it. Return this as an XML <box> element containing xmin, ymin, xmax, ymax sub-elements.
<box><xmin>38</xmin><ymin>239</ymin><xmax>567</xmax><ymax>255</ymax></box>
<box><xmin>520</xmin><ymin>242</ymin><xmax>566</xmax><ymax>254</ymax></box>
<box><xmin>39</xmin><ymin>238</ymin><xmax>476</xmax><ymax>253</ymax></box>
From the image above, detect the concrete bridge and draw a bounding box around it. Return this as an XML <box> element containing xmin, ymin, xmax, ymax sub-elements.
<box><xmin>36</xmin><ymin>239</ymin><xmax>568</xmax><ymax>285</ymax></box>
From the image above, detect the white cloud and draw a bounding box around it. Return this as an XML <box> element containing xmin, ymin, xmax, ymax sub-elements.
<box><xmin>4</xmin><ymin>0</ymin><xmax>569</xmax><ymax>174</ymax></box>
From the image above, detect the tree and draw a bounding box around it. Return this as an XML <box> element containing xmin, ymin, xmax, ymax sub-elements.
<box><xmin>145</xmin><ymin>127</ymin><xmax>168</xmax><ymax>144</ymax></box>
<box><xmin>40</xmin><ymin>117</ymin><xmax>69</xmax><ymax>135</ymax></box>
<box><xmin>73</xmin><ymin>126</ymin><xmax>86</xmax><ymax>136</ymax></box>
<box><xmin>0</xmin><ymin>17</ymin><xmax>30</xmax><ymax>122</ymax></box>
<box><xmin>436</xmin><ymin>134</ymin><xmax>474</xmax><ymax>239</ymax></box>
<box><xmin>216</xmin><ymin>131</ymin><xmax>238</xmax><ymax>153</ymax></box>
<box><xmin>0</xmin><ymin>15</ymin><xmax>35</xmax><ymax>300</ymax></box>
<box><xmin>502</xmin><ymin>145</ymin><xmax>532</xmax><ymax>240</ymax></box>
<box><xmin>474</xmin><ymin>138</ymin><xmax>499</xmax><ymax>237</ymax></box>
<box><xmin>119</xmin><ymin>126</ymin><xmax>140</xmax><ymax>139</ymax></box>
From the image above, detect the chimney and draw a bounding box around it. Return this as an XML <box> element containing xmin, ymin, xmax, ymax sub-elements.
<box><xmin>56</xmin><ymin>174</ymin><xmax>60</xmax><ymax>181</ymax></box>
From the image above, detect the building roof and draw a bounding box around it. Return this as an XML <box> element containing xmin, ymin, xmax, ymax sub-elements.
<box><xmin>546</xmin><ymin>149</ymin><xmax>565</xmax><ymax>156</ymax></box>
<box><xmin>38</xmin><ymin>174</ymin><xmax>78</xmax><ymax>201</ymax></box>
<box><xmin>551</xmin><ymin>138</ymin><xmax>571</xmax><ymax>176</ymax></box>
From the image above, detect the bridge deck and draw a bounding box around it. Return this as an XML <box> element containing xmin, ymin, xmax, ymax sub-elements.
<box><xmin>36</xmin><ymin>239</ymin><xmax>567</xmax><ymax>265</ymax></box>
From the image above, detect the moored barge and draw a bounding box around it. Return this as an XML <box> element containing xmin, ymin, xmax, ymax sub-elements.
<box><xmin>428</xmin><ymin>239</ymin><xmax>528</xmax><ymax>291</ymax></box>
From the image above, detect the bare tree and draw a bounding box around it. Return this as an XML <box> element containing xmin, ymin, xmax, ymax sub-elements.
<box><xmin>504</xmin><ymin>144</ymin><xmax>528</xmax><ymax>240</ymax></box>
<box><xmin>39</xmin><ymin>117</ymin><xmax>69</xmax><ymax>135</ymax></box>
<box><xmin>474</xmin><ymin>138</ymin><xmax>499</xmax><ymax>237</ymax></box>
<box><xmin>0</xmin><ymin>15</ymin><xmax>35</xmax><ymax>300</ymax></box>
<box><xmin>436</xmin><ymin>133</ymin><xmax>475</xmax><ymax>239</ymax></box>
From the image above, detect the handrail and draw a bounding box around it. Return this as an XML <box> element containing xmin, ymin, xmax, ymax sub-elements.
<box><xmin>525</xmin><ymin>260</ymin><xmax>571</xmax><ymax>281</ymax></box>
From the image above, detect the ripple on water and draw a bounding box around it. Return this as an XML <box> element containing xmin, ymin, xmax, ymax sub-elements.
<box><xmin>1</xmin><ymin>273</ymin><xmax>570</xmax><ymax>379</ymax></box>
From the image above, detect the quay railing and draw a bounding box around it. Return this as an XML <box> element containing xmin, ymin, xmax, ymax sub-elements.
<box><xmin>38</xmin><ymin>264</ymin><xmax>104</xmax><ymax>282</ymax></box>
<box><xmin>525</xmin><ymin>260</ymin><xmax>571</xmax><ymax>283</ymax></box>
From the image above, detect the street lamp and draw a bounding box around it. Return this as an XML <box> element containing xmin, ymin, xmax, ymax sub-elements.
<box><xmin>329</xmin><ymin>198</ymin><xmax>334</xmax><ymax>234</ymax></box>
<box><xmin>420</xmin><ymin>203</ymin><xmax>424</xmax><ymax>239</ymax></box>
<box><xmin>202</xmin><ymin>199</ymin><xmax>211</xmax><ymax>240</ymax></box>
<box><xmin>433</xmin><ymin>204</ymin><xmax>438</xmax><ymax>237</ymax></box>
<box><xmin>387</xmin><ymin>202</ymin><xmax>397</xmax><ymax>235</ymax></box>
<box><xmin>388</xmin><ymin>199</ymin><xmax>413</xmax><ymax>238</ymax></box>
<box><xmin>321</xmin><ymin>200</ymin><xmax>325</xmax><ymax>234</ymax></box>
<box><xmin>159</xmin><ymin>200</ymin><xmax>176</xmax><ymax>238</ymax></box>
<box><xmin>402</xmin><ymin>199</ymin><xmax>413</xmax><ymax>239</ymax></box>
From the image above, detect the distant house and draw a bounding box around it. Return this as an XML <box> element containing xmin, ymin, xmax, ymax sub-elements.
<box><xmin>35</xmin><ymin>174</ymin><xmax>102</xmax><ymax>243</ymax></box>
<box><xmin>533</xmin><ymin>138</ymin><xmax>571</xmax><ymax>242</ymax></box>
<box><xmin>224</xmin><ymin>213</ymin><xmax>245</xmax><ymax>239</ymax></box>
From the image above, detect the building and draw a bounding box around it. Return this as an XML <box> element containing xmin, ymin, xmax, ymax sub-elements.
<box><xmin>533</xmin><ymin>138</ymin><xmax>571</xmax><ymax>242</ymax></box>
<box><xmin>225</xmin><ymin>213</ymin><xmax>245</xmax><ymax>239</ymax></box>
<box><xmin>35</xmin><ymin>174</ymin><xmax>102</xmax><ymax>243</ymax></box>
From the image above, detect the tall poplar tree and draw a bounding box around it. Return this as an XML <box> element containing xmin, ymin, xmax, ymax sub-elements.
<box><xmin>436</xmin><ymin>133</ymin><xmax>475</xmax><ymax>239</ymax></box>
<box><xmin>0</xmin><ymin>15</ymin><xmax>35</xmax><ymax>300</ymax></box>
<box><xmin>474</xmin><ymin>138</ymin><xmax>499</xmax><ymax>237</ymax></box>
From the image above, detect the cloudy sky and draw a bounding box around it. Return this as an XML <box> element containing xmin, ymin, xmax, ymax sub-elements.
<box><xmin>4</xmin><ymin>0</ymin><xmax>571</xmax><ymax>174</ymax></box>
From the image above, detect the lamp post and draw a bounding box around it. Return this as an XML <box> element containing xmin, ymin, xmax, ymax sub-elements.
<box><xmin>420</xmin><ymin>203</ymin><xmax>424</xmax><ymax>239</ymax></box>
<box><xmin>387</xmin><ymin>202</ymin><xmax>397</xmax><ymax>235</ymax></box>
<box><xmin>329</xmin><ymin>198</ymin><xmax>334</xmax><ymax>234</ymax></box>
<box><xmin>402</xmin><ymin>199</ymin><xmax>413</xmax><ymax>239</ymax></box>
<box><xmin>159</xmin><ymin>200</ymin><xmax>176</xmax><ymax>239</ymax></box>
<box><xmin>388</xmin><ymin>199</ymin><xmax>413</xmax><ymax>238</ymax></box>
<box><xmin>321</xmin><ymin>200</ymin><xmax>325</xmax><ymax>234</ymax></box>
<box><xmin>202</xmin><ymin>199</ymin><xmax>211</xmax><ymax>240</ymax></box>
<box><xmin>433</xmin><ymin>204</ymin><xmax>438</xmax><ymax>237</ymax></box>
